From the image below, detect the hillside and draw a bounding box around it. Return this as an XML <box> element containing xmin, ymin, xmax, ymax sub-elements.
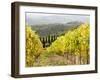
<box><xmin>31</xmin><ymin>21</ymin><xmax>82</xmax><ymax>37</ymax></box>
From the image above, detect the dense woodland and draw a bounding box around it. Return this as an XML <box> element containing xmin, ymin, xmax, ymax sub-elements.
<box><xmin>31</xmin><ymin>21</ymin><xmax>82</xmax><ymax>36</ymax></box>
<box><xmin>25</xmin><ymin>23</ymin><xmax>90</xmax><ymax>67</ymax></box>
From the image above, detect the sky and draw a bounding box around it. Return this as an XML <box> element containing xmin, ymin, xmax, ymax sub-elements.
<box><xmin>25</xmin><ymin>12</ymin><xmax>90</xmax><ymax>25</ymax></box>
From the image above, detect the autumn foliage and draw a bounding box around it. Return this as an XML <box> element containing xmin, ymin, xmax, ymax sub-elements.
<box><xmin>26</xmin><ymin>25</ymin><xmax>43</xmax><ymax>67</ymax></box>
<box><xmin>26</xmin><ymin>23</ymin><xmax>90</xmax><ymax>66</ymax></box>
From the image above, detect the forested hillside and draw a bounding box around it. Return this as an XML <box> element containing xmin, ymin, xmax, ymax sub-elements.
<box><xmin>31</xmin><ymin>21</ymin><xmax>82</xmax><ymax>37</ymax></box>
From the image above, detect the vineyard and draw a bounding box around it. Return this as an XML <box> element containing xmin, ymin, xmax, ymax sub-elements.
<box><xmin>25</xmin><ymin>23</ymin><xmax>90</xmax><ymax>67</ymax></box>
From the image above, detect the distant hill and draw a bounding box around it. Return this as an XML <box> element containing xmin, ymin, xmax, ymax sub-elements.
<box><xmin>31</xmin><ymin>21</ymin><xmax>83</xmax><ymax>37</ymax></box>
